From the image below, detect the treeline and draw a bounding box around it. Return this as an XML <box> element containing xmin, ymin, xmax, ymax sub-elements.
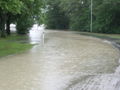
<box><xmin>1</xmin><ymin>0</ymin><xmax>119</xmax><ymax>36</ymax></box>
<box><xmin>45</xmin><ymin>0</ymin><xmax>120</xmax><ymax>33</ymax></box>
<box><xmin>0</xmin><ymin>0</ymin><xmax>43</xmax><ymax>38</ymax></box>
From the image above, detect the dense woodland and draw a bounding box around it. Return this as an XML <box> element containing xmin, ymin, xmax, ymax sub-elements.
<box><xmin>0</xmin><ymin>0</ymin><xmax>43</xmax><ymax>37</ymax></box>
<box><xmin>45</xmin><ymin>0</ymin><xmax>120</xmax><ymax>33</ymax></box>
<box><xmin>0</xmin><ymin>0</ymin><xmax>120</xmax><ymax>38</ymax></box>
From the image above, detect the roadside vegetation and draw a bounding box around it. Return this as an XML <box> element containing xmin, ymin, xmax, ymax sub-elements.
<box><xmin>78</xmin><ymin>32</ymin><xmax>120</xmax><ymax>45</ymax></box>
<box><xmin>45</xmin><ymin>0</ymin><xmax>120</xmax><ymax>34</ymax></box>
<box><xmin>79</xmin><ymin>32</ymin><xmax>120</xmax><ymax>39</ymax></box>
<box><xmin>0</xmin><ymin>0</ymin><xmax>119</xmax><ymax>36</ymax></box>
<box><xmin>0</xmin><ymin>0</ymin><xmax>43</xmax><ymax>57</ymax></box>
<box><xmin>0</xmin><ymin>0</ymin><xmax>119</xmax><ymax>57</ymax></box>
<box><xmin>0</xmin><ymin>34</ymin><xmax>32</xmax><ymax>57</ymax></box>
<box><xmin>0</xmin><ymin>0</ymin><xmax>43</xmax><ymax>37</ymax></box>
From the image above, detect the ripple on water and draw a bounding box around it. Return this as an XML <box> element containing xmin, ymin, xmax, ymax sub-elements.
<box><xmin>0</xmin><ymin>30</ymin><xmax>120</xmax><ymax>90</ymax></box>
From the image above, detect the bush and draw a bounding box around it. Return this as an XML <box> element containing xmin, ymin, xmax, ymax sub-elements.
<box><xmin>16</xmin><ymin>15</ymin><xmax>34</xmax><ymax>34</ymax></box>
<box><xmin>45</xmin><ymin>0</ymin><xmax>69</xmax><ymax>30</ymax></box>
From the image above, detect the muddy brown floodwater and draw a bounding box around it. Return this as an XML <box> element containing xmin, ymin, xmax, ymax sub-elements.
<box><xmin>0</xmin><ymin>28</ymin><xmax>120</xmax><ymax>90</ymax></box>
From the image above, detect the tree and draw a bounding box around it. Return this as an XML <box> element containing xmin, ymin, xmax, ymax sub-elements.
<box><xmin>0</xmin><ymin>0</ymin><xmax>44</xmax><ymax>37</ymax></box>
<box><xmin>0</xmin><ymin>0</ymin><xmax>23</xmax><ymax>37</ymax></box>
<box><xmin>16</xmin><ymin>0</ymin><xmax>43</xmax><ymax>34</ymax></box>
<box><xmin>45</xmin><ymin>0</ymin><xmax>69</xmax><ymax>29</ymax></box>
<box><xmin>93</xmin><ymin>0</ymin><xmax>120</xmax><ymax>33</ymax></box>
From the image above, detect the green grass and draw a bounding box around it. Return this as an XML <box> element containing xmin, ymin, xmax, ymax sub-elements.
<box><xmin>78</xmin><ymin>32</ymin><xmax>120</xmax><ymax>39</ymax></box>
<box><xmin>78</xmin><ymin>32</ymin><xmax>120</xmax><ymax>45</ymax></box>
<box><xmin>0</xmin><ymin>34</ymin><xmax>32</xmax><ymax>57</ymax></box>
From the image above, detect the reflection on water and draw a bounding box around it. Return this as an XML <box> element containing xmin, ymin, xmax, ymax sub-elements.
<box><xmin>10</xmin><ymin>24</ymin><xmax>45</xmax><ymax>44</ymax></box>
<box><xmin>10</xmin><ymin>24</ymin><xmax>16</xmax><ymax>32</ymax></box>
<box><xmin>29</xmin><ymin>24</ymin><xmax>45</xmax><ymax>44</ymax></box>
<box><xmin>0</xmin><ymin>30</ymin><xmax>120</xmax><ymax>90</ymax></box>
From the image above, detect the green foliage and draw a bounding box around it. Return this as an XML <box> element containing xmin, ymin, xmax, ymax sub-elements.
<box><xmin>45</xmin><ymin>0</ymin><xmax>120</xmax><ymax>33</ymax></box>
<box><xmin>93</xmin><ymin>0</ymin><xmax>120</xmax><ymax>33</ymax></box>
<box><xmin>45</xmin><ymin>0</ymin><xmax>69</xmax><ymax>29</ymax></box>
<box><xmin>0</xmin><ymin>0</ymin><xmax>23</xmax><ymax>14</ymax></box>
<box><xmin>16</xmin><ymin>15</ymin><xmax>34</xmax><ymax>34</ymax></box>
<box><xmin>58</xmin><ymin>0</ymin><xmax>89</xmax><ymax>31</ymax></box>
<box><xmin>0</xmin><ymin>0</ymin><xmax>43</xmax><ymax>37</ymax></box>
<box><xmin>16</xmin><ymin>0</ymin><xmax>44</xmax><ymax>34</ymax></box>
<box><xmin>0</xmin><ymin>0</ymin><xmax>23</xmax><ymax>37</ymax></box>
<box><xmin>0</xmin><ymin>0</ymin><xmax>119</xmax><ymax>36</ymax></box>
<box><xmin>0</xmin><ymin>35</ymin><xmax>32</xmax><ymax>57</ymax></box>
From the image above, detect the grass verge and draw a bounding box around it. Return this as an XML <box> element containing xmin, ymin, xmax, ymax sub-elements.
<box><xmin>78</xmin><ymin>32</ymin><xmax>120</xmax><ymax>45</ymax></box>
<box><xmin>0</xmin><ymin>34</ymin><xmax>32</xmax><ymax>57</ymax></box>
<box><xmin>78</xmin><ymin>32</ymin><xmax>120</xmax><ymax>39</ymax></box>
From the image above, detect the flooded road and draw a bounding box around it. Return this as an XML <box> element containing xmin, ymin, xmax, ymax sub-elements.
<box><xmin>0</xmin><ymin>28</ymin><xmax>120</xmax><ymax>90</ymax></box>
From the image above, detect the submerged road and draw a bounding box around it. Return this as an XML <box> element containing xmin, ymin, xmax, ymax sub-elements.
<box><xmin>0</xmin><ymin>29</ymin><xmax>120</xmax><ymax>90</ymax></box>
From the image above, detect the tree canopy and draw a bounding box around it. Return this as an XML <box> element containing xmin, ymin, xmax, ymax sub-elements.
<box><xmin>0</xmin><ymin>0</ymin><xmax>23</xmax><ymax>14</ymax></box>
<box><xmin>0</xmin><ymin>0</ymin><xmax>119</xmax><ymax>38</ymax></box>
<box><xmin>44</xmin><ymin>0</ymin><xmax>120</xmax><ymax>33</ymax></box>
<box><xmin>0</xmin><ymin>0</ymin><xmax>43</xmax><ymax>37</ymax></box>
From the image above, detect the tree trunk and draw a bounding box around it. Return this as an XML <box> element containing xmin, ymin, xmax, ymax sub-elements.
<box><xmin>0</xmin><ymin>11</ymin><xmax>6</xmax><ymax>38</ymax></box>
<box><xmin>6</xmin><ymin>14</ymin><xmax>11</xmax><ymax>35</ymax></box>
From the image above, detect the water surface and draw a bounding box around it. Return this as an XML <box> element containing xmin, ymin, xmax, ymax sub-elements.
<box><xmin>0</xmin><ymin>29</ymin><xmax>120</xmax><ymax>90</ymax></box>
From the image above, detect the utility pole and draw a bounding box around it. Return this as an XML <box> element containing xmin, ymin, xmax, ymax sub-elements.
<box><xmin>90</xmin><ymin>0</ymin><xmax>93</xmax><ymax>32</ymax></box>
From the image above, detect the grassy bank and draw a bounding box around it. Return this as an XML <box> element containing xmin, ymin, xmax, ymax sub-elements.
<box><xmin>78</xmin><ymin>32</ymin><xmax>120</xmax><ymax>39</ymax></box>
<box><xmin>78</xmin><ymin>32</ymin><xmax>120</xmax><ymax>45</ymax></box>
<box><xmin>0</xmin><ymin>34</ymin><xmax>32</xmax><ymax>57</ymax></box>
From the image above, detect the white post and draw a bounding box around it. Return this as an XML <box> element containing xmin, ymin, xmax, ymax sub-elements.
<box><xmin>90</xmin><ymin>0</ymin><xmax>93</xmax><ymax>32</ymax></box>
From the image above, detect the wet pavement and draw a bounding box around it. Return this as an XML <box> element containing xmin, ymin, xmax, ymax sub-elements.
<box><xmin>0</xmin><ymin>27</ymin><xmax>120</xmax><ymax>90</ymax></box>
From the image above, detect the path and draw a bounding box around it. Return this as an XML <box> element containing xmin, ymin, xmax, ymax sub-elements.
<box><xmin>0</xmin><ymin>30</ymin><xmax>120</xmax><ymax>90</ymax></box>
